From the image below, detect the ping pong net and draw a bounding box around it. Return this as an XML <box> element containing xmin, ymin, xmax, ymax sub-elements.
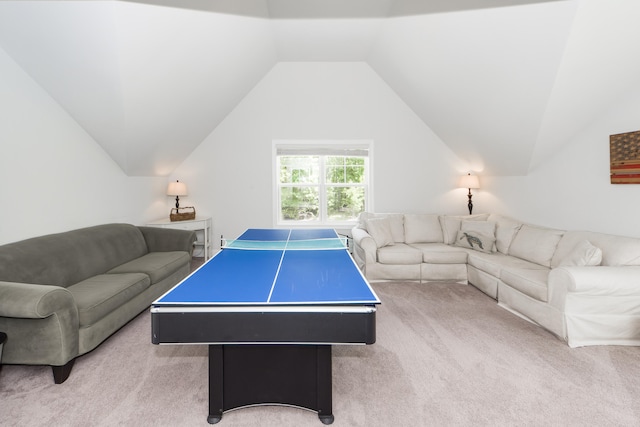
<box><xmin>222</xmin><ymin>236</ymin><xmax>348</xmax><ymax>251</ymax></box>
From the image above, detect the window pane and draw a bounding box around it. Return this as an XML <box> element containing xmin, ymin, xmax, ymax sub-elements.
<box><xmin>326</xmin><ymin>156</ymin><xmax>365</xmax><ymax>184</ymax></box>
<box><xmin>327</xmin><ymin>186</ymin><xmax>365</xmax><ymax>221</ymax></box>
<box><xmin>280</xmin><ymin>186</ymin><xmax>320</xmax><ymax>222</ymax></box>
<box><xmin>280</xmin><ymin>156</ymin><xmax>319</xmax><ymax>184</ymax></box>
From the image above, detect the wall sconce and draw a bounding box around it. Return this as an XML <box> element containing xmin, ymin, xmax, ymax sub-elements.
<box><xmin>459</xmin><ymin>173</ymin><xmax>480</xmax><ymax>215</ymax></box>
<box><xmin>167</xmin><ymin>180</ymin><xmax>188</xmax><ymax>209</ymax></box>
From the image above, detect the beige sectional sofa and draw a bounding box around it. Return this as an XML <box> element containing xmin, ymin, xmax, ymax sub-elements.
<box><xmin>351</xmin><ymin>212</ymin><xmax>640</xmax><ymax>348</ymax></box>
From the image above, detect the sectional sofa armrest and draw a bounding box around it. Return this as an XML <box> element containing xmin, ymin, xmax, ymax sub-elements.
<box><xmin>551</xmin><ymin>266</ymin><xmax>640</xmax><ymax>295</ymax></box>
<box><xmin>0</xmin><ymin>281</ymin><xmax>78</xmax><ymax>319</ymax></box>
<box><xmin>138</xmin><ymin>226</ymin><xmax>197</xmax><ymax>255</ymax></box>
<box><xmin>548</xmin><ymin>266</ymin><xmax>640</xmax><ymax>310</ymax></box>
<box><xmin>352</xmin><ymin>227</ymin><xmax>377</xmax><ymax>266</ymax></box>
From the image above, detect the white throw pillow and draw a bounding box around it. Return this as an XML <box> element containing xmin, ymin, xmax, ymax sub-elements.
<box><xmin>454</xmin><ymin>230</ymin><xmax>495</xmax><ymax>254</ymax></box>
<box><xmin>439</xmin><ymin>214</ymin><xmax>490</xmax><ymax>244</ymax></box>
<box><xmin>404</xmin><ymin>214</ymin><xmax>443</xmax><ymax>244</ymax></box>
<box><xmin>365</xmin><ymin>217</ymin><xmax>395</xmax><ymax>248</ymax></box>
<box><xmin>559</xmin><ymin>240</ymin><xmax>602</xmax><ymax>267</ymax></box>
<box><xmin>461</xmin><ymin>220</ymin><xmax>496</xmax><ymax>252</ymax></box>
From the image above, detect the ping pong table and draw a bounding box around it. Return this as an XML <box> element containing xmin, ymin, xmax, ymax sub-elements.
<box><xmin>151</xmin><ymin>228</ymin><xmax>380</xmax><ymax>424</ymax></box>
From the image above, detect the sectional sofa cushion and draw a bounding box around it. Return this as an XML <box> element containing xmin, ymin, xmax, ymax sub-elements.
<box><xmin>404</xmin><ymin>214</ymin><xmax>443</xmax><ymax>244</ymax></box>
<box><xmin>508</xmin><ymin>224</ymin><xmax>564</xmax><ymax>267</ymax></box>
<box><xmin>359</xmin><ymin>213</ymin><xmax>405</xmax><ymax>242</ymax></box>
<box><xmin>365</xmin><ymin>217</ymin><xmax>395</xmax><ymax>248</ymax></box>
<box><xmin>410</xmin><ymin>243</ymin><xmax>468</xmax><ymax>264</ymax></box>
<box><xmin>487</xmin><ymin>214</ymin><xmax>523</xmax><ymax>254</ymax></box>
<box><xmin>467</xmin><ymin>250</ymin><xmax>545</xmax><ymax>278</ymax></box>
<box><xmin>383</xmin><ymin>214</ymin><xmax>406</xmax><ymax>242</ymax></box>
<box><xmin>377</xmin><ymin>244</ymin><xmax>423</xmax><ymax>265</ymax></box>
<box><xmin>500</xmin><ymin>268</ymin><xmax>550</xmax><ymax>302</ymax></box>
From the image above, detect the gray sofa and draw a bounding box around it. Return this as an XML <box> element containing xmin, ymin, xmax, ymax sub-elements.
<box><xmin>352</xmin><ymin>212</ymin><xmax>640</xmax><ymax>348</ymax></box>
<box><xmin>0</xmin><ymin>223</ymin><xmax>196</xmax><ymax>383</ymax></box>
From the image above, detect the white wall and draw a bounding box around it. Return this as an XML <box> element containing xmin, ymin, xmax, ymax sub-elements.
<box><xmin>9</xmin><ymin>48</ymin><xmax>633</xmax><ymax>246</ymax></box>
<box><xmin>484</xmin><ymin>88</ymin><xmax>640</xmax><ymax>238</ymax></box>
<box><xmin>171</xmin><ymin>62</ymin><xmax>470</xmax><ymax>241</ymax></box>
<box><xmin>0</xmin><ymin>47</ymin><xmax>164</xmax><ymax>245</ymax></box>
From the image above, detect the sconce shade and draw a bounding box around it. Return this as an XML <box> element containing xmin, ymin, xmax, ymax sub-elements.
<box><xmin>167</xmin><ymin>180</ymin><xmax>188</xmax><ymax>196</ymax></box>
<box><xmin>459</xmin><ymin>174</ymin><xmax>480</xmax><ymax>189</ymax></box>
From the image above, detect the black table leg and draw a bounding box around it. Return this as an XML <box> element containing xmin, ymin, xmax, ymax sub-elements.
<box><xmin>208</xmin><ymin>345</ymin><xmax>224</xmax><ymax>424</ymax></box>
<box><xmin>316</xmin><ymin>345</ymin><xmax>334</xmax><ymax>424</ymax></box>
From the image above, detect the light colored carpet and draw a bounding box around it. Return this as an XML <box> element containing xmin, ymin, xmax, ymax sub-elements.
<box><xmin>1</xmin><ymin>281</ymin><xmax>640</xmax><ymax>426</ymax></box>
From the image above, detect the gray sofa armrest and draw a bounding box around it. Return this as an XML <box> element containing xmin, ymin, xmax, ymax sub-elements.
<box><xmin>0</xmin><ymin>281</ymin><xmax>80</xmax><ymax>366</ymax></box>
<box><xmin>138</xmin><ymin>226</ymin><xmax>197</xmax><ymax>255</ymax></box>
<box><xmin>0</xmin><ymin>281</ymin><xmax>77</xmax><ymax>319</ymax></box>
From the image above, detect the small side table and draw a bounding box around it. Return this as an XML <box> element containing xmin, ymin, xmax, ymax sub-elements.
<box><xmin>147</xmin><ymin>217</ymin><xmax>213</xmax><ymax>260</ymax></box>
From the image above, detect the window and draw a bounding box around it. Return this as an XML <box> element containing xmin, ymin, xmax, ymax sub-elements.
<box><xmin>274</xmin><ymin>141</ymin><xmax>372</xmax><ymax>226</ymax></box>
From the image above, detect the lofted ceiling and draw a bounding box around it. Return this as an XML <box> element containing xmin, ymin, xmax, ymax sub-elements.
<box><xmin>1</xmin><ymin>0</ymin><xmax>639</xmax><ymax>176</ymax></box>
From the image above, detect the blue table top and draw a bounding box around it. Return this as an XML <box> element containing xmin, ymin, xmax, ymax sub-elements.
<box><xmin>154</xmin><ymin>229</ymin><xmax>380</xmax><ymax>306</ymax></box>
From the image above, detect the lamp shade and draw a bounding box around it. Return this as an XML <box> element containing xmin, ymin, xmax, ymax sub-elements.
<box><xmin>167</xmin><ymin>180</ymin><xmax>188</xmax><ymax>196</ymax></box>
<box><xmin>459</xmin><ymin>174</ymin><xmax>480</xmax><ymax>189</ymax></box>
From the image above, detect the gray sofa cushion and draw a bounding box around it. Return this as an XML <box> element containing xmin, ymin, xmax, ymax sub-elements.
<box><xmin>108</xmin><ymin>251</ymin><xmax>191</xmax><ymax>284</ymax></box>
<box><xmin>67</xmin><ymin>273</ymin><xmax>150</xmax><ymax>327</ymax></box>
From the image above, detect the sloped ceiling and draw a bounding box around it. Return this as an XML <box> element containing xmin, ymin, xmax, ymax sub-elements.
<box><xmin>0</xmin><ymin>0</ymin><xmax>639</xmax><ymax>176</ymax></box>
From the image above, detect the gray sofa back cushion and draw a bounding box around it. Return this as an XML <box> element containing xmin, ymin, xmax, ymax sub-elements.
<box><xmin>0</xmin><ymin>224</ymin><xmax>148</xmax><ymax>287</ymax></box>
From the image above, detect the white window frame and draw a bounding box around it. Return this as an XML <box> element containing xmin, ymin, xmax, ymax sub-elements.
<box><xmin>273</xmin><ymin>140</ymin><xmax>373</xmax><ymax>228</ymax></box>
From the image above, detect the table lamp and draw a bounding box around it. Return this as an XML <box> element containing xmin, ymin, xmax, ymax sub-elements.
<box><xmin>459</xmin><ymin>173</ymin><xmax>480</xmax><ymax>215</ymax></box>
<box><xmin>167</xmin><ymin>180</ymin><xmax>188</xmax><ymax>209</ymax></box>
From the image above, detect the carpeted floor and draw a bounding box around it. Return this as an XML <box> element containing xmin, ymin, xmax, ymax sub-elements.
<box><xmin>1</xmin><ymin>281</ymin><xmax>640</xmax><ymax>426</ymax></box>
